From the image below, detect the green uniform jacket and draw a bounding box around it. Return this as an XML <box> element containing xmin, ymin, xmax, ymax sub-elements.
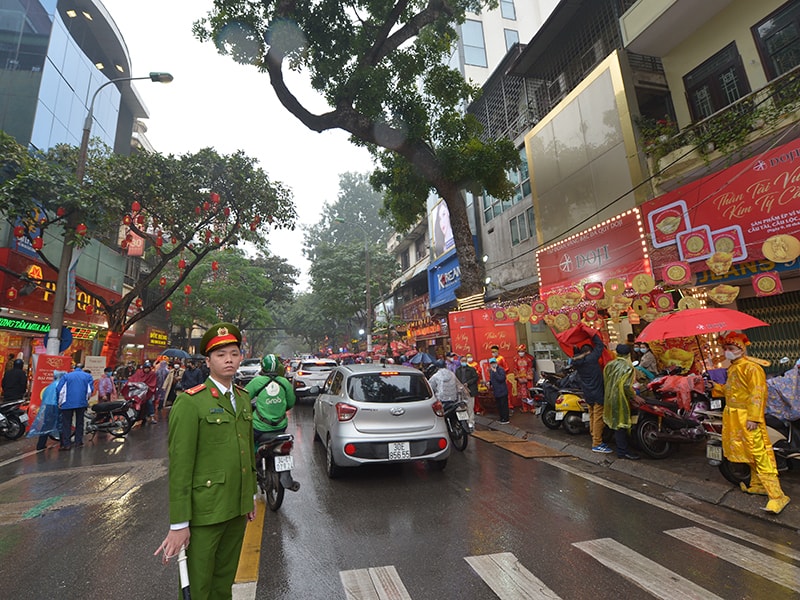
<box><xmin>168</xmin><ymin>379</ymin><xmax>257</xmax><ymax>526</ymax></box>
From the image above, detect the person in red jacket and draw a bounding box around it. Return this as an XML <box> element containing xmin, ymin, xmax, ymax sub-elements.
<box><xmin>511</xmin><ymin>344</ymin><xmax>536</xmax><ymax>413</ymax></box>
<box><xmin>125</xmin><ymin>361</ymin><xmax>157</xmax><ymax>426</ymax></box>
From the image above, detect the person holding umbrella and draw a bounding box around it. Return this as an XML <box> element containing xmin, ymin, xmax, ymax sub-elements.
<box><xmin>714</xmin><ymin>332</ymin><xmax>790</xmax><ymax>514</ymax></box>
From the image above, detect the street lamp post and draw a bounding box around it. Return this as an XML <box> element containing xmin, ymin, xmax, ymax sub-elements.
<box><xmin>45</xmin><ymin>72</ymin><xmax>173</xmax><ymax>356</ymax></box>
<box><xmin>335</xmin><ymin>217</ymin><xmax>371</xmax><ymax>353</ymax></box>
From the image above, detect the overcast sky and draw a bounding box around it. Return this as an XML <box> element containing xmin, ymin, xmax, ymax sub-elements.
<box><xmin>101</xmin><ymin>0</ymin><xmax>374</xmax><ymax>289</ymax></box>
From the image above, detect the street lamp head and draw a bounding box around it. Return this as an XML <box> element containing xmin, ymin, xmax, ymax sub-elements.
<box><xmin>149</xmin><ymin>72</ymin><xmax>174</xmax><ymax>83</ymax></box>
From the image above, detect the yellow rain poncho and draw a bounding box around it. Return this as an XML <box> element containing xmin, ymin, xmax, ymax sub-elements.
<box><xmin>603</xmin><ymin>357</ymin><xmax>633</xmax><ymax>430</ymax></box>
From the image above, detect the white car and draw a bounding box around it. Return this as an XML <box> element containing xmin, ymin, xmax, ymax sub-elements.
<box><xmin>235</xmin><ymin>358</ymin><xmax>262</xmax><ymax>385</ymax></box>
<box><xmin>313</xmin><ymin>364</ymin><xmax>450</xmax><ymax>477</ymax></box>
<box><xmin>293</xmin><ymin>359</ymin><xmax>337</xmax><ymax>397</ymax></box>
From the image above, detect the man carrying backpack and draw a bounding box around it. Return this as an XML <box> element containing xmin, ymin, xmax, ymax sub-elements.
<box><xmin>246</xmin><ymin>354</ymin><xmax>296</xmax><ymax>445</ymax></box>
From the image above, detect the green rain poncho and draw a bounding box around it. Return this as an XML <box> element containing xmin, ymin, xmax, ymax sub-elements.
<box><xmin>603</xmin><ymin>357</ymin><xmax>634</xmax><ymax>430</ymax></box>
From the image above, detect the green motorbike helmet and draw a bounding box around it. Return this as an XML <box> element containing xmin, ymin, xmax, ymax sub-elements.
<box><xmin>261</xmin><ymin>354</ymin><xmax>285</xmax><ymax>376</ymax></box>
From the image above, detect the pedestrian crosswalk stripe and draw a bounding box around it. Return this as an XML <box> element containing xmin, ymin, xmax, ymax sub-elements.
<box><xmin>572</xmin><ymin>538</ymin><xmax>723</xmax><ymax>600</ymax></box>
<box><xmin>340</xmin><ymin>566</ymin><xmax>412</xmax><ymax>600</ymax></box>
<box><xmin>464</xmin><ymin>552</ymin><xmax>561</xmax><ymax>600</ymax></box>
<box><xmin>666</xmin><ymin>527</ymin><xmax>800</xmax><ymax>593</ymax></box>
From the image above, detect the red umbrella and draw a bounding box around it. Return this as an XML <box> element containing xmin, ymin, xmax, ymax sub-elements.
<box><xmin>636</xmin><ymin>307</ymin><xmax>768</xmax><ymax>342</ymax></box>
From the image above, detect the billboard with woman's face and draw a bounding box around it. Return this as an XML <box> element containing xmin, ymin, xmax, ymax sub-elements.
<box><xmin>430</xmin><ymin>199</ymin><xmax>455</xmax><ymax>259</ymax></box>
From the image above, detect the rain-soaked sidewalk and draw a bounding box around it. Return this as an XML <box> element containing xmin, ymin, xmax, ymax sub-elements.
<box><xmin>476</xmin><ymin>408</ymin><xmax>800</xmax><ymax>531</ymax></box>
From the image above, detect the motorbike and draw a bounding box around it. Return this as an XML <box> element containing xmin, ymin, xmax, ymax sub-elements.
<box><xmin>534</xmin><ymin>370</ymin><xmax>583</xmax><ymax>430</ymax></box>
<box><xmin>555</xmin><ymin>391</ymin><xmax>590</xmax><ymax>435</ymax></box>
<box><xmin>631</xmin><ymin>368</ymin><xmax>711</xmax><ymax>459</ymax></box>
<box><xmin>0</xmin><ymin>399</ymin><xmax>28</xmax><ymax>440</ymax></box>
<box><xmin>442</xmin><ymin>398</ymin><xmax>473</xmax><ymax>451</ymax></box>
<box><xmin>256</xmin><ymin>432</ymin><xmax>301</xmax><ymax>511</ymax></box>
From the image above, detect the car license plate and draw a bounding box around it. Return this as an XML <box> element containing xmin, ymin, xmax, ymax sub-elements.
<box><xmin>127</xmin><ymin>408</ymin><xmax>136</xmax><ymax>419</ymax></box>
<box><xmin>19</xmin><ymin>413</ymin><xmax>28</xmax><ymax>423</ymax></box>
<box><xmin>388</xmin><ymin>441</ymin><xmax>411</xmax><ymax>460</ymax></box>
<box><xmin>456</xmin><ymin>410</ymin><xmax>469</xmax><ymax>421</ymax></box>
<box><xmin>555</xmin><ymin>411</ymin><xmax>565</xmax><ymax>420</ymax></box>
<box><xmin>706</xmin><ymin>444</ymin><xmax>723</xmax><ymax>461</ymax></box>
<box><xmin>535</xmin><ymin>405</ymin><xmax>543</xmax><ymax>415</ymax></box>
<box><xmin>711</xmin><ymin>399</ymin><xmax>722</xmax><ymax>410</ymax></box>
<box><xmin>581</xmin><ymin>412</ymin><xmax>590</xmax><ymax>422</ymax></box>
<box><xmin>274</xmin><ymin>455</ymin><xmax>293</xmax><ymax>472</ymax></box>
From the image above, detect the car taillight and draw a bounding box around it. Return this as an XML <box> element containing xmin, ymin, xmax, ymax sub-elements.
<box><xmin>556</xmin><ymin>395</ymin><xmax>565</xmax><ymax>405</ymax></box>
<box><xmin>344</xmin><ymin>443</ymin><xmax>357</xmax><ymax>455</ymax></box>
<box><xmin>437</xmin><ymin>438</ymin><xmax>448</xmax><ymax>449</ymax></box>
<box><xmin>276</xmin><ymin>441</ymin><xmax>293</xmax><ymax>454</ymax></box>
<box><xmin>336</xmin><ymin>402</ymin><xmax>357</xmax><ymax>422</ymax></box>
<box><xmin>296</xmin><ymin>370</ymin><xmax>306</xmax><ymax>376</ymax></box>
<box><xmin>432</xmin><ymin>400</ymin><xmax>444</xmax><ymax>417</ymax></box>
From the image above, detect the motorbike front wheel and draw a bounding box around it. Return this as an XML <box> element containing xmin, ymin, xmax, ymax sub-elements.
<box><xmin>635</xmin><ymin>416</ymin><xmax>672</xmax><ymax>459</ymax></box>
<box><xmin>446</xmin><ymin>416</ymin><xmax>469</xmax><ymax>451</ymax></box>
<box><xmin>541</xmin><ymin>407</ymin><xmax>561</xmax><ymax>430</ymax></box>
<box><xmin>2</xmin><ymin>414</ymin><xmax>25</xmax><ymax>440</ymax></box>
<box><xmin>719</xmin><ymin>458</ymin><xmax>751</xmax><ymax>486</ymax></box>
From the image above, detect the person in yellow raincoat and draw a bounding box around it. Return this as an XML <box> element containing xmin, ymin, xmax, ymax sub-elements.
<box><xmin>715</xmin><ymin>332</ymin><xmax>790</xmax><ymax>515</ymax></box>
<box><xmin>602</xmin><ymin>345</ymin><xmax>639</xmax><ymax>460</ymax></box>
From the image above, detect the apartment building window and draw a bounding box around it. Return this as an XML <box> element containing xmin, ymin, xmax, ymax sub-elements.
<box><xmin>500</xmin><ymin>0</ymin><xmax>516</xmax><ymax>21</ymax></box>
<box><xmin>414</xmin><ymin>237</ymin><xmax>426</xmax><ymax>262</ymax></box>
<box><xmin>462</xmin><ymin>20</ymin><xmax>487</xmax><ymax>67</ymax></box>
<box><xmin>509</xmin><ymin>213</ymin><xmax>529</xmax><ymax>245</ymax></box>
<box><xmin>483</xmin><ymin>149</ymin><xmax>531</xmax><ymax>224</ymax></box>
<box><xmin>504</xmin><ymin>29</ymin><xmax>520</xmax><ymax>52</ymax></box>
<box><xmin>684</xmin><ymin>43</ymin><xmax>750</xmax><ymax>121</ymax></box>
<box><xmin>753</xmin><ymin>2</ymin><xmax>800</xmax><ymax>80</ymax></box>
<box><xmin>400</xmin><ymin>249</ymin><xmax>410</xmax><ymax>271</ymax></box>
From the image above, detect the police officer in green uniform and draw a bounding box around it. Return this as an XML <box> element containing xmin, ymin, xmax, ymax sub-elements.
<box><xmin>154</xmin><ymin>323</ymin><xmax>257</xmax><ymax>600</ymax></box>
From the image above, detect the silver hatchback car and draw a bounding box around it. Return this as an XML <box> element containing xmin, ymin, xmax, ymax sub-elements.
<box><xmin>313</xmin><ymin>364</ymin><xmax>451</xmax><ymax>477</ymax></box>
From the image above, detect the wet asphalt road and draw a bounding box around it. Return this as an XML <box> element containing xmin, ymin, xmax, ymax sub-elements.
<box><xmin>0</xmin><ymin>402</ymin><xmax>796</xmax><ymax>599</ymax></box>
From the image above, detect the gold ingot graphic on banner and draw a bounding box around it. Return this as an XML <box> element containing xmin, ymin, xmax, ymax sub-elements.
<box><xmin>605</xmin><ymin>278</ymin><xmax>625</xmax><ymax>296</ymax></box>
<box><xmin>708</xmin><ymin>284</ymin><xmax>739</xmax><ymax>305</ymax></box>
<box><xmin>631</xmin><ymin>273</ymin><xmax>655</xmax><ymax>295</ymax></box>
<box><xmin>677</xmin><ymin>296</ymin><xmax>701</xmax><ymax>310</ymax></box>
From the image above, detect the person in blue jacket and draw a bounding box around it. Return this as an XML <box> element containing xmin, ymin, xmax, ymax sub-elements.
<box><xmin>488</xmin><ymin>357</ymin><xmax>510</xmax><ymax>424</ymax></box>
<box><xmin>55</xmin><ymin>364</ymin><xmax>94</xmax><ymax>450</ymax></box>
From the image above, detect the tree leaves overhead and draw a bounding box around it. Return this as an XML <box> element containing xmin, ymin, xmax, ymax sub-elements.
<box><xmin>195</xmin><ymin>0</ymin><xmax>517</xmax><ymax>297</ymax></box>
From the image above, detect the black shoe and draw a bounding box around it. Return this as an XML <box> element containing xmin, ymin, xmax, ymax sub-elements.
<box><xmin>618</xmin><ymin>451</ymin><xmax>640</xmax><ymax>460</ymax></box>
<box><xmin>59</xmin><ymin>445</ymin><xmax>71</xmax><ymax>452</ymax></box>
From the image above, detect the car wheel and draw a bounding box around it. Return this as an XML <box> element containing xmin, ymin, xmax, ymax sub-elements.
<box><xmin>326</xmin><ymin>435</ymin><xmax>343</xmax><ymax>479</ymax></box>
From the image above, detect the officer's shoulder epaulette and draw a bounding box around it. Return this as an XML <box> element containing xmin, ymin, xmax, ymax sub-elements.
<box><xmin>234</xmin><ymin>383</ymin><xmax>248</xmax><ymax>392</ymax></box>
<box><xmin>186</xmin><ymin>384</ymin><xmax>207</xmax><ymax>395</ymax></box>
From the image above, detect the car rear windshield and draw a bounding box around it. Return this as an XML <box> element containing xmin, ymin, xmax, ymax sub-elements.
<box><xmin>347</xmin><ymin>373</ymin><xmax>432</xmax><ymax>403</ymax></box>
<box><xmin>300</xmin><ymin>362</ymin><xmax>336</xmax><ymax>372</ymax></box>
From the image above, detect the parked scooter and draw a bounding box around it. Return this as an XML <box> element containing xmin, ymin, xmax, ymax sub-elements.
<box><xmin>0</xmin><ymin>399</ymin><xmax>28</xmax><ymax>440</ymax></box>
<box><xmin>554</xmin><ymin>391</ymin><xmax>590</xmax><ymax>435</ymax></box>
<box><xmin>442</xmin><ymin>398</ymin><xmax>473</xmax><ymax>451</ymax></box>
<box><xmin>256</xmin><ymin>432</ymin><xmax>301</xmax><ymax>511</ymax></box>
<box><xmin>631</xmin><ymin>368</ymin><xmax>710</xmax><ymax>459</ymax></box>
<box><xmin>534</xmin><ymin>370</ymin><xmax>582</xmax><ymax>430</ymax></box>
<box><xmin>51</xmin><ymin>397</ymin><xmax>136</xmax><ymax>443</ymax></box>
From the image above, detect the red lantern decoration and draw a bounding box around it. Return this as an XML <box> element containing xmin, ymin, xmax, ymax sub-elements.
<box><xmin>56</xmin><ymin>207</ymin><xmax>66</xmax><ymax>217</ymax></box>
<box><xmin>211</xmin><ymin>261</ymin><xmax>219</xmax><ymax>280</ymax></box>
<box><xmin>159</xmin><ymin>276</ymin><xmax>167</xmax><ymax>287</ymax></box>
<box><xmin>184</xmin><ymin>284</ymin><xmax>192</xmax><ymax>306</ymax></box>
<box><xmin>165</xmin><ymin>300</ymin><xmax>173</xmax><ymax>312</ymax></box>
<box><xmin>6</xmin><ymin>288</ymin><xmax>17</xmax><ymax>301</ymax></box>
<box><xmin>76</xmin><ymin>223</ymin><xmax>88</xmax><ymax>236</ymax></box>
<box><xmin>123</xmin><ymin>214</ymin><xmax>132</xmax><ymax>225</ymax></box>
<box><xmin>155</xmin><ymin>234</ymin><xmax>163</xmax><ymax>247</ymax></box>
<box><xmin>131</xmin><ymin>201</ymin><xmax>141</xmax><ymax>212</ymax></box>
<box><xmin>121</xmin><ymin>239</ymin><xmax>128</xmax><ymax>250</ymax></box>
<box><xmin>171</xmin><ymin>236</ymin><xmax>177</xmax><ymax>244</ymax></box>
<box><xmin>135</xmin><ymin>297</ymin><xmax>143</xmax><ymax>308</ymax></box>
<box><xmin>205</xmin><ymin>230</ymin><xmax>212</xmax><ymax>241</ymax></box>
<box><xmin>136</xmin><ymin>215</ymin><xmax>145</xmax><ymax>225</ymax></box>
<box><xmin>210</xmin><ymin>192</ymin><xmax>220</xmax><ymax>204</ymax></box>
<box><xmin>85</xmin><ymin>304</ymin><xmax>94</xmax><ymax>315</ymax></box>
<box><xmin>13</xmin><ymin>225</ymin><xmax>24</xmax><ymax>238</ymax></box>
<box><xmin>223</xmin><ymin>207</ymin><xmax>231</xmax><ymax>217</ymax></box>
<box><xmin>203</xmin><ymin>201</ymin><xmax>210</xmax><ymax>211</ymax></box>
<box><xmin>32</xmin><ymin>237</ymin><xmax>43</xmax><ymax>250</ymax></box>
<box><xmin>254</xmin><ymin>215</ymin><xmax>261</xmax><ymax>225</ymax></box>
<box><xmin>178</xmin><ymin>258</ymin><xmax>187</xmax><ymax>270</ymax></box>
<box><xmin>213</xmin><ymin>236</ymin><xmax>220</xmax><ymax>245</ymax></box>
<box><xmin>249</xmin><ymin>222</ymin><xmax>257</xmax><ymax>232</ymax></box>
<box><xmin>195</xmin><ymin>206</ymin><xmax>201</xmax><ymax>215</ymax></box>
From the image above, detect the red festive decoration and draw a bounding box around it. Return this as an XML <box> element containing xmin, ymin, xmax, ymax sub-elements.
<box><xmin>76</xmin><ymin>223</ymin><xmax>88</xmax><ymax>236</ymax></box>
<box><xmin>171</xmin><ymin>236</ymin><xmax>177</xmax><ymax>244</ymax></box>
<box><xmin>211</xmin><ymin>261</ymin><xmax>219</xmax><ymax>280</ymax></box>
<box><xmin>13</xmin><ymin>225</ymin><xmax>24</xmax><ymax>238</ymax></box>
<box><xmin>6</xmin><ymin>288</ymin><xmax>17</xmax><ymax>301</ymax></box>
<box><xmin>131</xmin><ymin>201</ymin><xmax>141</xmax><ymax>212</ymax></box>
<box><xmin>165</xmin><ymin>300</ymin><xmax>173</xmax><ymax>312</ymax></box>
<box><xmin>203</xmin><ymin>201</ymin><xmax>210</xmax><ymax>211</ymax></box>
<box><xmin>254</xmin><ymin>215</ymin><xmax>261</xmax><ymax>225</ymax></box>
<box><xmin>223</xmin><ymin>207</ymin><xmax>231</xmax><ymax>217</ymax></box>
<box><xmin>249</xmin><ymin>222</ymin><xmax>257</xmax><ymax>232</ymax></box>
<box><xmin>122</xmin><ymin>214</ymin><xmax>132</xmax><ymax>225</ymax></box>
<box><xmin>155</xmin><ymin>234</ymin><xmax>163</xmax><ymax>247</ymax></box>
<box><xmin>159</xmin><ymin>276</ymin><xmax>167</xmax><ymax>287</ymax></box>
<box><xmin>136</xmin><ymin>215</ymin><xmax>145</xmax><ymax>225</ymax></box>
<box><xmin>213</xmin><ymin>236</ymin><xmax>220</xmax><ymax>245</ymax></box>
<box><xmin>121</xmin><ymin>239</ymin><xmax>128</xmax><ymax>250</ymax></box>
<box><xmin>178</xmin><ymin>259</ymin><xmax>186</xmax><ymax>270</ymax></box>
<box><xmin>85</xmin><ymin>304</ymin><xmax>94</xmax><ymax>315</ymax></box>
<box><xmin>210</xmin><ymin>192</ymin><xmax>220</xmax><ymax>204</ymax></box>
<box><xmin>184</xmin><ymin>284</ymin><xmax>192</xmax><ymax>306</ymax></box>
<box><xmin>56</xmin><ymin>207</ymin><xmax>66</xmax><ymax>217</ymax></box>
<box><xmin>32</xmin><ymin>237</ymin><xmax>43</xmax><ymax>250</ymax></box>
<box><xmin>135</xmin><ymin>297</ymin><xmax>143</xmax><ymax>308</ymax></box>
<box><xmin>195</xmin><ymin>206</ymin><xmax>201</xmax><ymax>215</ymax></box>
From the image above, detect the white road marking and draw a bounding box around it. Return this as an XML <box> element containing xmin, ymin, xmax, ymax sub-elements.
<box><xmin>0</xmin><ymin>448</ymin><xmax>42</xmax><ymax>468</ymax></box>
<box><xmin>573</xmin><ymin>538</ymin><xmax>723</xmax><ymax>600</ymax></box>
<box><xmin>465</xmin><ymin>552</ymin><xmax>561</xmax><ymax>600</ymax></box>
<box><xmin>541</xmin><ymin>457</ymin><xmax>800</xmax><ymax>562</ymax></box>
<box><xmin>340</xmin><ymin>566</ymin><xmax>412</xmax><ymax>600</ymax></box>
<box><xmin>666</xmin><ymin>527</ymin><xmax>800</xmax><ymax>593</ymax></box>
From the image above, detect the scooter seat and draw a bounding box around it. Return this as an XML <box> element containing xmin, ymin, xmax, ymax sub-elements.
<box><xmin>92</xmin><ymin>401</ymin><xmax>126</xmax><ymax>413</ymax></box>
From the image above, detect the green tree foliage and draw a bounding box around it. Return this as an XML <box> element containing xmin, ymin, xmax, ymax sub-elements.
<box><xmin>194</xmin><ymin>0</ymin><xmax>519</xmax><ymax>297</ymax></box>
<box><xmin>0</xmin><ymin>132</ymin><xmax>297</xmax><ymax>359</ymax></box>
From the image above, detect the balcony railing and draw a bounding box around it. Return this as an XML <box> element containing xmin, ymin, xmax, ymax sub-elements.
<box><xmin>641</xmin><ymin>63</ymin><xmax>800</xmax><ymax>174</ymax></box>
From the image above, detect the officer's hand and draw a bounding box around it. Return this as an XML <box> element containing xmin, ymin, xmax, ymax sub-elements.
<box><xmin>154</xmin><ymin>528</ymin><xmax>190</xmax><ymax>565</ymax></box>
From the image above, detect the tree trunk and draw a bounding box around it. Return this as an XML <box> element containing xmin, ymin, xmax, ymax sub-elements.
<box><xmin>101</xmin><ymin>330</ymin><xmax>123</xmax><ymax>365</ymax></box>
